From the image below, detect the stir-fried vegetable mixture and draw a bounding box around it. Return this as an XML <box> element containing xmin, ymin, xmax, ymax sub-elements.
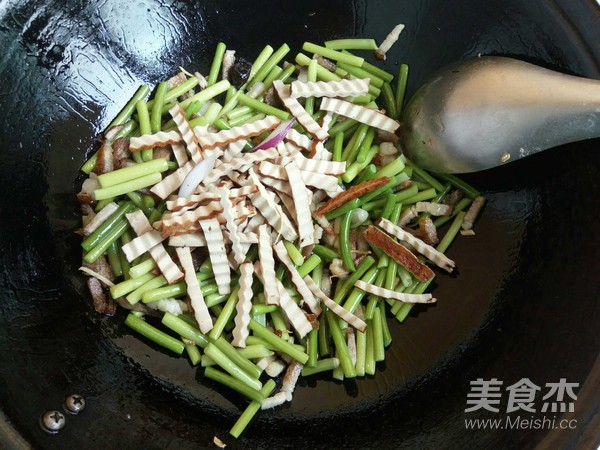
<box><xmin>77</xmin><ymin>27</ymin><xmax>485</xmax><ymax>440</ymax></box>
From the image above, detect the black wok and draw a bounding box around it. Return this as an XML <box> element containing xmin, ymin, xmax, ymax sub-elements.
<box><xmin>0</xmin><ymin>1</ymin><xmax>598</xmax><ymax>449</ymax></box>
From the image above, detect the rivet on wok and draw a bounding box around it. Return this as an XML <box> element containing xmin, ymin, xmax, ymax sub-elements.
<box><xmin>40</xmin><ymin>410</ymin><xmax>66</xmax><ymax>434</ymax></box>
<box><xmin>64</xmin><ymin>394</ymin><xmax>86</xmax><ymax>414</ymax></box>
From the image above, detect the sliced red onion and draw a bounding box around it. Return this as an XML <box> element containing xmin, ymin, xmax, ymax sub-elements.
<box><xmin>178</xmin><ymin>156</ymin><xmax>216</xmax><ymax>198</ymax></box>
<box><xmin>253</xmin><ymin>118</ymin><xmax>295</xmax><ymax>151</ymax></box>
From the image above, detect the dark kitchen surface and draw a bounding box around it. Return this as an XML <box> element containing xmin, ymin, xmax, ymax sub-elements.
<box><xmin>0</xmin><ymin>0</ymin><xmax>598</xmax><ymax>449</ymax></box>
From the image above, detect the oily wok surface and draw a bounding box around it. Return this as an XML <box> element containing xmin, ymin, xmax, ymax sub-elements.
<box><xmin>0</xmin><ymin>0</ymin><xmax>599</xmax><ymax>449</ymax></box>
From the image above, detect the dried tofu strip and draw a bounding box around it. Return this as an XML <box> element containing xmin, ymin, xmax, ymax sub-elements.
<box><xmin>283</xmin><ymin>142</ymin><xmax>302</xmax><ymax>158</ymax></box>
<box><xmin>176</xmin><ymin>246</ymin><xmax>213</xmax><ymax>334</ymax></box>
<box><xmin>150</xmin><ymin>160</ymin><xmax>193</xmax><ymax>199</ymax></box>
<box><xmin>199</xmin><ymin>218</ymin><xmax>230</xmax><ymax>295</ymax></box>
<box><xmin>273</xmin><ymin>241</ymin><xmax>321</xmax><ymax>314</ymax></box>
<box><xmin>125</xmin><ymin>210</ymin><xmax>184</xmax><ymax>283</ymax></box>
<box><xmin>83</xmin><ymin>202</ymin><xmax>119</xmax><ymax>235</ymax></box>
<box><xmin>247</xmin><ymin>170</ymin><xmax>298</xmax><ymax>242</ymax></box>
<box><xmin>273</xmin><ymin>80</ymin><xmax>328</xmax><ymax>140</ymax></box>
<box><xmin>285</xmin><ymin>128</ymin><xmax>312</xmax><ymax>151</ymax></box>
<box><xmin>285</xmin><ymin>160</ymin><xmax>314</xmax><ymax>248</ymax></box>
<box><xmin>259</xmin><ymin>175</ymin><xmax>293</xmax><ymax>196</ymax></box>
<box><xmin>129</xmin><ymin>130</ymin><xmax>183</xmax><ymax>152</ymax></box>
<box><xmin>309</xmin><ymin>140</ymin><xmax>333</xmax><ymax>161</ymax></box>
<box><xmin>354</xmin><ymin>280</ymin><xmax>435</xmax><ymax>304</ymax></box>
<box><xmin>363</xmin><ymin>225</ymin><xmax>434</xmax><ymax>282</ymax></box>
<box><xmin>275</xmin><ymin>279</ymin><xmax>313</xmax><ymax>338</ymax></box>
<box><xmin>243</xmin><ymin>213</ymin><xmax>266</xmax><ymax>234</ymax></box>
<box><xmin>202</xmin><ymin>148</ymin><xmax>279</xmax><ymax>185</ymax></box>
<box><xmin>167</xmin><ymin>185</ymin><xmax>257</xmax><ymax>211</ymax></box>
<box><xmin>171</xmin><ymin>143</ymin><xmax>189</xmax><ymax>167</ymax></box>
<box><xmin>160</xmin><ymin>202</ymin><xmax>223</xmax><ymax>238</ymax></box>
<box><xmin>291</xmin><ymin>153</ymin><xmax>346</xmax><ymax>175</ymax></box>
<box><xmin>290</xmin><ymin>78</ymin><xmax>370</xmax><ymax>99</ymax></box>
<box><xmin>303</xmin><ymin>275</ymin><xmax>366</xmax><ymax>332</ymax></box>
<box><xmin>194</xmin><ymin>115</ymin><xmax>280</xmax><ymax>150</ymax></box>
<box><xmin>316</xmin><ymin>176</ymin><xmax>390</xmax><ymax>216</ymax></box>
<box><xmin>257</xmin><ymin>225</ymin><xmax>279</xmax><ymax>305</ymax></box>
<box><xmin>377</xmin><ymin>218</ymin><xmax>455</xmax><ymax>273</ymax></box>
<box><xmin>121</xmin><ymin>229</ymin><xmax>164</xmax><ymax>261</ymax></box>
<box><xmin>222</xmin><ymin>139</ymin><xmax>247</xmax><ymax>163</ymax></box>
<box><xmin>320</xmin><ymin>97</ymin><xmax>399</xmax><ymax>133</ymax></box>
<box><xmin>168</xmin><ymin>232</ymin><xmax>206</xmax><ymax>247</ymax></box>
<box><xmin>258</xmin><ymin>160</ymin><xmax>287</xmax><ymax>180</ymax></box>
<box><xmin>300</xmin><ymin>170</ymin><xmax>340</xmax><ymax>193</ymax></box>
<box><xmin>169</xmin><ymin>104</ymin><xmax>203</xmax><ymax>163</ymax></box>
<box><xmin>231</xmin><ymin>262</ymin><xmax>254</xmax><ymax>347</ymax></box>
<box><xmin>218</xmin><ymin>187</ymin><xmax>245</xmax><ymax>267</ymax></box>
<box><xmin>276</xmin><ymin>192</ymin><xmax>297</xmax><ymax>221</ymax></box>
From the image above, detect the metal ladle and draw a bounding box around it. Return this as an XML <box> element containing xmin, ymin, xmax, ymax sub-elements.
<box><xmin>400</xmin><ymin>56</ymin><xmax>600</xmax><ymax>173</ymax></box>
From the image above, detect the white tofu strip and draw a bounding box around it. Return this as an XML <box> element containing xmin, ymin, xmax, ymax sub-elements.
<box><xmin>129</xmin><ymin>130</ymin><xmax>183</xmax><ymax>152</ymax></box>
<box><xmin>285</xmin><ymin>128</ymin><xmax>312</xmax><ymax>150</ymax></box>
<box><xmin>320</xmin><ymin>97</ymin><xmax>400</xmax><ymax>133</ymax></box>
<box><xmin>170</xmin><ymin>143</ymin><xmax>189</xmax><ymax>167</ymax></box>
<box><xmin>83</xmin><ymin>202</ymin><xmax>118</xmax><ymax>235</ymax></box>
<box><xmin>121</xmin><ymin>229</ymin><xmax>164</xmax><ymax>261</ymax></box>
<box><xmin>160</xmin><ymin>201</ymin><xmax>222</xmax><ymax>232</ymax></box>
<box><xmin>273</xmin><ymin>80</ymin><xmax>328</xmax><ymax>140</ymax></box>
<box><xmin>354</xmin><ymin>280</ymin><xmax>436</xmax><ymax>303</ymax></box>
<box><xmin>414</xmin><ymin>202</ymin><xmax>452</xmax><ymax>216</ymax></box>
<box><xmin>273</xmin><ymin>241</ymin><xmax>321</xmax><ymax>314</ymax></box>
<box><xmin>125</xmin><ymin>210</ymin><xmax>184</xmax><ymax>283</ymax></box>
<box><xmin>176</xmin><ymin>246</ymin><xmax>213</xmax><ymax>334</ymax></box>
<box><xmin>168</xmin><ymin>232</ymin><xmax>206</xmax><ymax>247</ymax></box>
<box><xmin>377</xmin><ymin>217</ymin><xmax>456</xmax><ymax>272</ymax></box>
<box><xmin>257</xmin><ymin>225</ymin><xmax>279</xmax><ymax>305</ymax></box>
<box><xmin>150</xmin><ymin>160</ymin><xmax>194</xmax><ymax>199</ymax></box>
<box><xmin>169</xmin><ymin>104</ymin><xmax>203</xmax><ymax>163</ymax></box>
<box><xmin>199</xmin><ymin>218</ymin><xmax>231</xmax><ymax>295</ymax></box>
<box><xmin>231</xmin><ymin>262</ymin><xmax>254</xmax><ymax>347</ymax></box>
<box><xmin>194</xmin><ymin>115</ymin><xmax>280</xmax><ymax>150</ymax></box>
<box><xmin>290</xmin><ymin>78</ymin><xmax>370</xmax><ymax>99</ymax></box>
<box><xmin>276</xmin><ymin>279</ymin><xmax>313</xmax><ymax>338</ymax></box>
<box><xmin>284</xmin><ymin>159</ymin><xmax>314</xmax><ymax>248</ymax></box>
<box><xmin>218</xmin><ymin>187</ymin><xmax>245</xmax><ymax>266</ymax></box>
<box><xmin>259</xmin><ymin>175</ymin><xmax>293</xmax><ymax>196</ymax></box>
<box><xmin>310</xmin><ymin>140</ymin><xmax>333</xmax><ymax>161</ymax></box>
<box><xmin>290</xmin><ymin>153</ymin><xmax>346</xmax><ymax>175</ymax></box>
<box><xmin>202</xmin><ymin>148</ymin><xmax>279</xmax><ymax>185</ymax></box>
<box><xmin>303</xmin><ymin>275</ymin><xmax>366</xmax><ymax>332</ymax></box>
<box><xmin>166</xmin><ymin>185</ymin><xmax>257</xmax><ymax>211</ymax></box>
<box><xmin>222</xmin><ymin>139</ymin><xmax>247</xmax><ymax>163</ymax></box>
<box><xmin>247</xmin><ymin>170</ymin><xmax>298</xmax><ymax>242</ymax></box>
<box><xmin>300</xmin><ymin>170</ymin><xmax>340</xmax><ymax>192</ymax></box>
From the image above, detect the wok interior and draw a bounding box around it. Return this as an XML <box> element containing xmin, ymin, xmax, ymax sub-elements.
<box><xmin>0</xmin><ymin>0</ymin><xmax>598</xmax><ymax>448</ymax></box>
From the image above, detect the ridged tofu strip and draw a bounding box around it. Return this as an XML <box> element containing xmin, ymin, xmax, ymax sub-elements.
<box><xmin>194</xmin><ymin>115</ymin><xmax>280</xmax><ymax>150</ymax></box>
<box><xmin>125</xmin><ymin>210</ymin><xmax>184</xmax><ymax>284</ymax></box>
<box><xmin>218</xmin><ymin>187</ymin><xmax>245</xmax><ymax>266</ymax></box>
<box><xmin>169</xmin><ymin>104</ymin><xmax>203</xmax><ymax>163</ymax></box>
<box><xmin>121</xmin><ymin>230</ymin><xmax>164</xmax><ymax>262</ymax></box>
<box><xmin>150</xmin><ymin>160</ymin><xmax>194</xmax><ymax>199</ymax></box>
<box><xmin>377</xmin><ymin>218</ymin><xmax>456</xmax><ymax>273</ymax></box>
<box><xmin>354</xmin><ymin>280</ymin><xmax>436</xmax><ymax>304</ymax></box>
<box><xmin>276</xmin><ymin>278</ymin><xmax>313</xmax><ymax>338</ymax></box>
<box><xmin>129</xmin><ymin>130</ymin><xmax>183</xmax><ymax>152</ymax></box>
<box><xmin>303</xmin><ymin>275</ymin><xmax>366</xmax><ymax>332</ymax></box>
<box><xmin>320</xmin><ymin>97</ymin><xmax>400</xmax><ymax>133</ymax></box>
<box><xmin>289</xmin><ymin>78</ymin><xmax>370</xmax><ymax>99</ymax></box>
<box><xmin>231</xmin><ymin>262</ymin><xmax>254</xmax><ymax>347</ymax></box>
<box><xmin>257</xmin><ymin>225</ymin><xmax>279</xmax><ymax>305</ymax></box>
<box><xmin>273</xmin><ymin>80</ymin><xmax>328</xmax><ymax>140</ymax></box>
<box><xmin>199</xmin><ymin>218</ymin><xmax>231</xmax><ymax>295</ymax></box>
<box><xmin>176</xmin><ymin>246</ymin><xmax>213</xmax><ymax>334</ymax></box>
<box><xmin>273</xmin><ymin>241</ymin><xmax>321</xmax><ymax>314</ymax></box>
<box><xmin>284</xmin><ymin>159</ymin><xmax>314</xmax><ymax>248</ymax></box>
